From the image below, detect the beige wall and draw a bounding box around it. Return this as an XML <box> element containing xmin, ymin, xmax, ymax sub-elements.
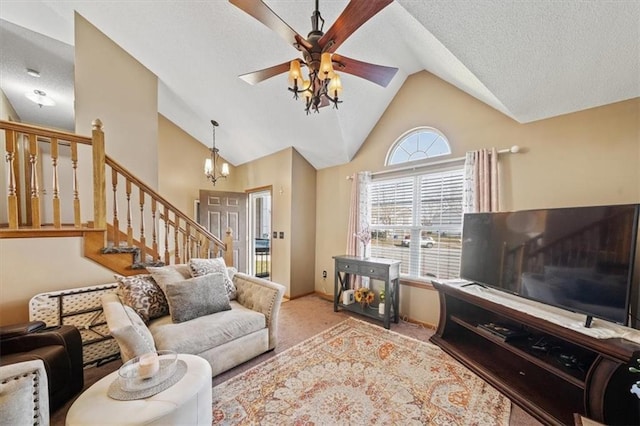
<box><xmin>290</xmin><ymin>149</ymin><xmax>317</xmax><ymax>298</ymax></box>
<box><xmin>74</xmin><ymin>13</ymin><xmax>158</xmax><ymax>190</ymax></box>
<box><xmin>0</xmin><ymin>237</ymin><xmax>114</xmax><ymax>325</ymax></box>
<box><xmin>235</xmin><ymin>148</ymin><xmax>293</xmax><ymax>295</ymax></box>
<box><xmin>315</xmin><ymin>71</ymin><xmax>640</xmax><ymax>327</ymax></box>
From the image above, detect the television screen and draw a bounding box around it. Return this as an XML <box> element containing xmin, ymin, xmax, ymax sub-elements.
<box><xmin>460</xmin><ymin>204</ymin><xmax>639</xmax><ymax>325</ymax></box>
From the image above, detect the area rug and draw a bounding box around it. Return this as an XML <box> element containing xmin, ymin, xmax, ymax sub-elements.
<box><xmin>212</xmin><ymin>318</ymin><xmax>511</xmax><ymax>425</ymax></box>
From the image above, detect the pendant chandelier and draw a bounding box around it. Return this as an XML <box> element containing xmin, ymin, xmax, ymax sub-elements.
<box><xmin>204</xmin><ymin>120</ymin><xmax>229</xmax><ymax>185</ymax></box>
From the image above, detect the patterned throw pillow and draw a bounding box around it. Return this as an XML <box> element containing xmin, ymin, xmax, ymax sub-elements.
<box><xmin>115</xmin><ymin>274</ymin><xmax>169</xmax><ymax>322</ymax></box>
<box><xmin>189</xmin><ymin>258</ymin><xmax>237</xmax><ymax>300</ymax></box>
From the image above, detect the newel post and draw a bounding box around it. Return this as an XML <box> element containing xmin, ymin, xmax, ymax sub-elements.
<box><xmin>92</xmin><ymin>119</ymin><xmax>107</xmax><ymax>229</ymax></box>
<box><xmin>223</xmin><ymin>227</ymin><xmax>234</xmax><ymax>267</ymax></box>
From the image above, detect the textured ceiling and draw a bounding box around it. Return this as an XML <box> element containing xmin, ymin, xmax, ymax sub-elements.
<box><xmin>1</xmin><ymin>1</ymin><xmax>638</xmax><ymax>170</ymax></box>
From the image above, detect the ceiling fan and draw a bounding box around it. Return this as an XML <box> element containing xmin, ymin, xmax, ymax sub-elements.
<box><xmin>230</xmin><ymin>0</ymin><xmax>398</xmax><ymax>114</ymax></box>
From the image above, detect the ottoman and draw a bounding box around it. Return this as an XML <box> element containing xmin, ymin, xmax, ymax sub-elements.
<box><xmin>66</xmin><ymin>354</ymin><xmax>212</xmax><ymax>425</ymax></box>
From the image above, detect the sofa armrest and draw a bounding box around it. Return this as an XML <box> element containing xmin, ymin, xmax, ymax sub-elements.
<box><xmin>0</xmin><ymin>321</ymin><xmax>46</xmax><ymax>340</ymax></box>
<box><xmin>234</xmin><ymin>273</ymin><xmax>285</xmax><ymax>350</ymax></box>
<box><xmin>0</xmin><ymin>325</ymin><xmax>82</xmax><ymax>359</ymax></box>
<box><xmin>0</xmin><ymin>360</ymin><xmax>49</xmax><ymax>426</ymax></box>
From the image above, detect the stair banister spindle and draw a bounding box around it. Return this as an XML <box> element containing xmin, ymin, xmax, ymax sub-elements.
<box><xmin>224</xmin><ymin>227</ymin><xmax>234</xmax><ymax>266</ymax></box>
<box><xmin>126</xmin><ymin>179</ymin><xmax>133</xmax><ymax>247</ymax></box>
<box><xmin>5</xmin><ymin>129</ymin><xmax>19</xmax><ymax>229</ymax></box>
<box><xmin>111</xmin><ymin>169</ymin><xmax>120</xmax><ymax>247</ymax></box>
<box><xmin>51</xmin><ymin>137</ymin><xmax>61</xmax><ymax>228</ymax></box>
<box><xmin>92</xmin><ymin>119</ymin><xmax>106</xmax><ymax>229</ymax></box>
<box><xmin>185</xmin><ymin>223</ymin><xmax>191</xmax><ymax>261</ymax></box>
<box><xmin>28</xmin><ymin>133</ymin><xmax>41</xmax><ymax>228</ymax></box>
<box><xmin>139</xmin><ymin>188</ymin><xmax>146</xmax><ymax>262</ymax></box>
<box><xmin>163</xmin><ymin>205</ymin><xmax>170</xmax><ymax>265</ymax></box>
<box><xmin>174</xmin><ymin>213</ymin><xmax>181</xmax><ymax>264</ymax></box>
<box><xmin>151</xmin><ymin>198</ymin><xmax>158</xmax><ymax>260</ymax></box>
<box><xmin>71</xmin><ymin>142</ymin><xmax>81</xmax><ymax>228</ymax></box>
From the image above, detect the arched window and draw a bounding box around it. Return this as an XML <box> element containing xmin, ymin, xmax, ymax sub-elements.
<box><xmin>385</xmin><ymin>127</ymin><xmax>451</xmax><ymax>166</ymax></box>
<box><xmin>370</xmin><ymin>127</ymin><xmax>462</xmax><ymax>281</ymax></box>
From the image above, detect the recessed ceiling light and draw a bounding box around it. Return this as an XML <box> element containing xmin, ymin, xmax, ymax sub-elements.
<box><xmin>25</xmin><ymin>89</ymin><xmax>55</xmax><ymax>107</ymax></box>
<box><xmin>26</xmin><ymin>68</ymin><xmax>41</xmax><ymax>78</ymax></box>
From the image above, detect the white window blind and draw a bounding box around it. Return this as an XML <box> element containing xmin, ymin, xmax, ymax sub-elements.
<box><xmin>370</xmin><ymin>168</ymin><xmax>464</xmax><ymax>281</ymax></box>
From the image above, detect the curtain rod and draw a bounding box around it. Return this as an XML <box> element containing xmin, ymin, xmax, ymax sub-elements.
<box><xmin>368</xmin><ymin>145</ymin><xmax>521</xmax><ymax>178</ymax></box>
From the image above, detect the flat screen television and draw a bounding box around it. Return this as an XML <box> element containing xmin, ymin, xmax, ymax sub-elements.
<box><xmin>460</xmin><ymin>204</ymin><xmax>639</xmax><ymax>326</ymax></box>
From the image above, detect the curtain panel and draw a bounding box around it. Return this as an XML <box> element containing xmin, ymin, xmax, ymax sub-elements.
<box><xmin>463</xmin><ymin>148</ymin><xmax>500</xmax><ymax>213</ymax></box>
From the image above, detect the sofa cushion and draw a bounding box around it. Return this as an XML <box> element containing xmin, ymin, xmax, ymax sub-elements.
<box><xmin>115</xmin><ymin>274</ymin><xmax>168</xmax><ymax>322</ymax></box>
<box><xmin>164</xmin><ymin>274</ymin><xmax>231</xmax><ymax>323</ymax></box>
<box><xmin>148</xmin><ymin>301</ymin><xmax>266</xmax><ymax>355</ymax></box>
<box><xmin>146</xmin><ymin>264</ymin><xmax>192</xmax><ymax>294</ymax></box>
<box><xmin>189</xmin><ymin>258</ymin><xmax>236</xmax><ymax>300</ymax></box>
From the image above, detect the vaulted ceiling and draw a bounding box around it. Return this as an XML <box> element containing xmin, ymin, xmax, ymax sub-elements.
<box><xmin>1</xmin><ymin>1</ymin><xmax>638</xmax><ymax>170</ymax></box>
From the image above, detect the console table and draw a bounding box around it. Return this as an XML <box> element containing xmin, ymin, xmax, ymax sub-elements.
<box><xmin>333</xmin><ymin>255</ymin><xmax>400</xmax><ymax>329</ymax></box>
<box><xmin>430</xmin><ymin>280</ymin><xmax>640</xmax><ymax>425</ymax></box>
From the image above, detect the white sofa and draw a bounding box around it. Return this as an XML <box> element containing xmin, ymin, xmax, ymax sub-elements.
<box><xmin>102</xmin><ymin>272</ymin><xmax>285</xmax><ymax>376</ymax></box>
<box><xmin>0</xmin><ymin>359</ymin><xmax>49</xmax><ymax>426</ymax></box>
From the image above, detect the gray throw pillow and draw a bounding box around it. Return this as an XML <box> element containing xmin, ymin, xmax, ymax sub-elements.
<box><xmin>164</xmin><ymin>273</ymin><xmax>231</xmax><ymax>323</ymax></box>
<box><xmin>146</xmin><ymin>264</ymin><xmax>192</xmax><ymax>293</ymax></box>
<box><xmin>189</xmin><ymin>258</ymin><xmax>237</xmax><ymax>300</ymax></box>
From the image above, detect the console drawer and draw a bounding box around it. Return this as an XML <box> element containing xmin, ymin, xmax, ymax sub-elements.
<box><xmin>359</xmin><ymin>264</ymin><xmax>388</xmax><ymax>280</ymax></box>
<box><xmin>336</xmin><ymin>262</ymin><xmax>357</xmax><ymax>273</ymax></box>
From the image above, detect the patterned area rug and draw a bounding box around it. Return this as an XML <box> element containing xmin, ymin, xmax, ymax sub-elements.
<box><xmin>212</xmin><ymin>318</ymin><xmax>510</xmax><ymax>425</ymax></box>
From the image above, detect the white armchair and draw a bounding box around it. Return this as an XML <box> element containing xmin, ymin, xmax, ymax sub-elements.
<box><xmin>0</xmin><ymin>359</ymin><xmax>49</xmax><ymax>426</ymax></box>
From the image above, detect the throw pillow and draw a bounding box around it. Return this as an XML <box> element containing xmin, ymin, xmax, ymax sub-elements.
<box><xmin>189</xmin><ymin>258</ymin><xmax>237</xmax><ymax>300</ymax></box>
<box><xmin>164</xmin><ymin>273</ymin><xmax>231</xmax><ymax>323</ymax></box>
<box><xmin>103</xmin><ymin>299</ymin><xmax>157</xmax><ymax>362</ymax></box>
<box><xmin>115</xmin><ymin>274</ymin><xmax>169</xmax><ymax>322</ymax></box>
<box><xmin>146</xmin><ymin>264</ymin><xmax>192</xmax><ymax>293</ymax></box>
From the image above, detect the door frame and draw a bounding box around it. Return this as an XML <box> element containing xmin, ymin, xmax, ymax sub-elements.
<box><xmin>246</xmin><ymin>186</ymin><xmax>272</xmax><ymax>279</ymax></box>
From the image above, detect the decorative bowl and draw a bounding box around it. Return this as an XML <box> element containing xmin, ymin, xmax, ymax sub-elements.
<box><xmin>118</xmin><ymin>350</ymin><xmax>177</xmax><ymax>392</ymax></box>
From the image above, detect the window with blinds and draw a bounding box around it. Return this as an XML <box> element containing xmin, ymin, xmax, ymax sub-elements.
<box><xmin>369</xmin><ymin>168</ymin><xmax>464</xmax><ymax>281</ymax></box>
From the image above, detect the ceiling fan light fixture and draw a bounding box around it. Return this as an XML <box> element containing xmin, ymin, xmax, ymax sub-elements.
<box><xmin>231</xmin><ymin>0</ymin><xmax>397</xmax><ymax>114</ymax></box>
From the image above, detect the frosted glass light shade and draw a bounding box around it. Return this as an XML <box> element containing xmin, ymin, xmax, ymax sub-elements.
<box><xmin>328</xmin><ymin>73</ymin><xmax>342</xmax><ymax>97</ymax></box>
<box><xmin>288</xmin><ymin>60</ymin><xmax>302</xmax><ymax>85</ymax></box>
<box><xmin>319</xmin><ymin>53</ymin><xmax>334</xmax><ymax>80</ymax></box>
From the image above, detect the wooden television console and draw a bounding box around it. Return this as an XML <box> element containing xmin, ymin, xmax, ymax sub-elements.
<box><xmin>430</xmin><ymin>280</ymin><xmax>640</xmax><ymax>425</ymax></box>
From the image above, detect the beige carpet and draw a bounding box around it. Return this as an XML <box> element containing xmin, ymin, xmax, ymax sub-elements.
<box><xmin>52</xmin><ymin>294</ymin><xmax>541</xmax><ymax>425</ymax></box>
<box><xmin>212</xmin><ymin>317</ymin><xmax>511</xmax><ymax>425</ymax></box>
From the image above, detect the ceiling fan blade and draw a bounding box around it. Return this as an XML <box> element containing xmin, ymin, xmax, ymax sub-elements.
<box><xmin>230</xmin><ymin>0</ymin><xmax>310</xmax><ymax>50</ymax></box>
<box><xmin>332</xmin><ymin>54</ymin><xmax>398</xmax><ymax>87</ymax></box>
<box><xmin>239</xmin><ymin>60</ymin><xmax>294</xmax><ymax>85</ymax></box>
<box><xmin>319</xmin><ymin>0</ymin><xmax>393</xmax><ymax>53</ymax></box>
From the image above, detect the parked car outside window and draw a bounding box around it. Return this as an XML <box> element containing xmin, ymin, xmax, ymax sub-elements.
<box><xmin>399</xmin><ymin>236</ymin><xmax>435</xmax><ymax>248</ymax></box>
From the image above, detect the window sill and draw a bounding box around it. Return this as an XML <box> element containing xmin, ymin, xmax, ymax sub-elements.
<box><xmin>399</xmin><ymin>277</ymin><xmax>437</xmax><ymax>291</ymax></box>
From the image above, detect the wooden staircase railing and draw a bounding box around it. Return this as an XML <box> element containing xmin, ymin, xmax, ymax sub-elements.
<box><xmin>1</xmin><ymin>120</ymin><xmax>92</xmax><ymax>230</ymax></box>
<box><xmin>0</xmin><ymin>119</ymin><xmax>231</xmax><ymax>269</ymax></box>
